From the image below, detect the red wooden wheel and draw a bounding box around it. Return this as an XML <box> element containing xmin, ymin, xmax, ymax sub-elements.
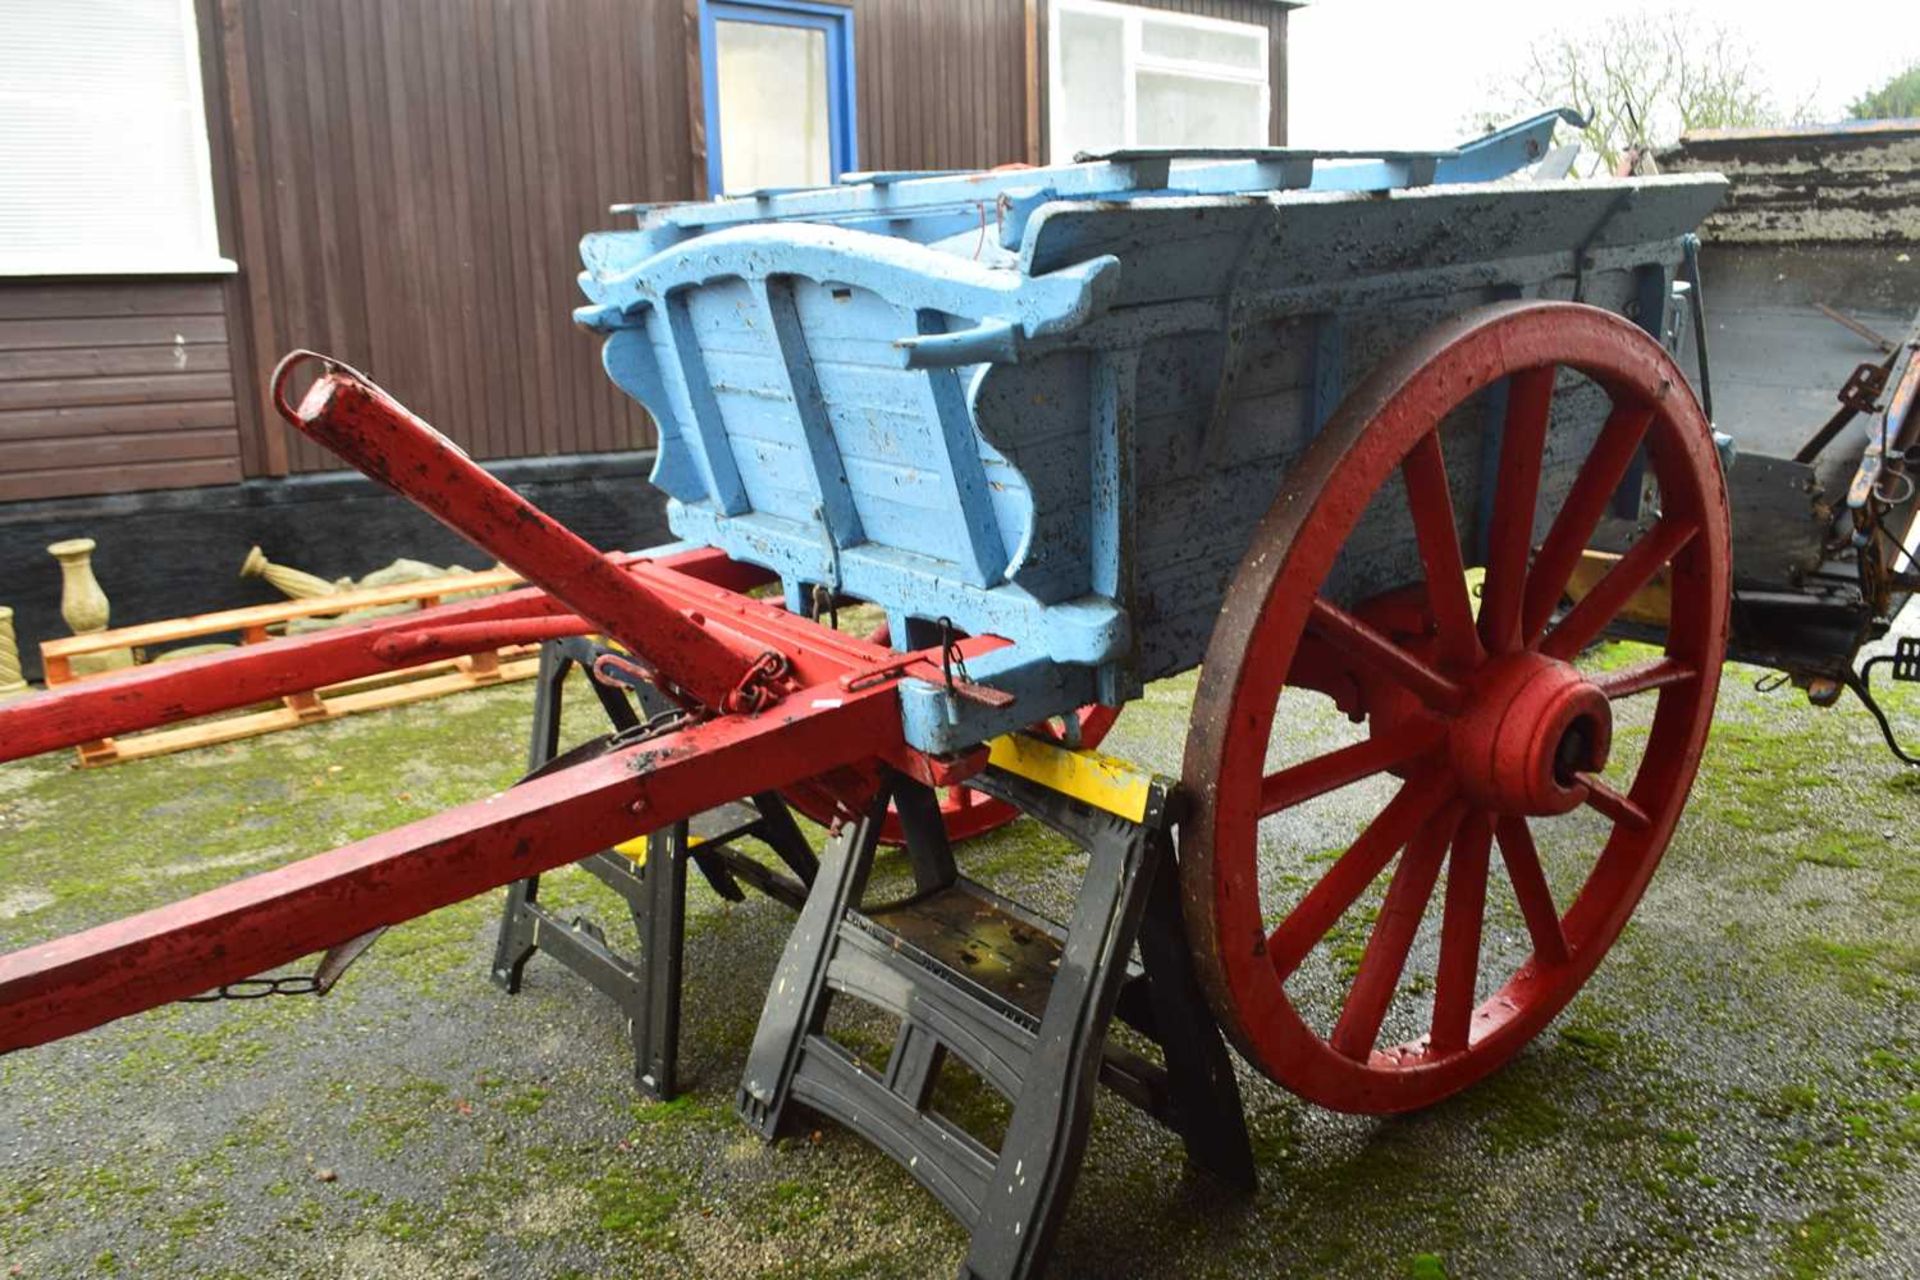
<box><xmin>1181</xmin><ymin>301</ymin><xmax>1730</xmax><ymax>1114</ymax></box>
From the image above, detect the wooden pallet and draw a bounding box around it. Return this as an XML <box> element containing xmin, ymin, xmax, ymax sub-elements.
<box><xmin>40</xmin><ymin>567</ymin><xmax>537</xmax><ymax>767</ymax></box>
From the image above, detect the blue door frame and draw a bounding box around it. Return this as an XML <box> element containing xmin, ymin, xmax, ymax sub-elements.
<box><xmin>699</xmin><ymin>0</ymin><xmax>858</xmax><ymax>196</ymax></box>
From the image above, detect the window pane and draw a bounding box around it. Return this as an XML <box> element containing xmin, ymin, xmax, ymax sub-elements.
<box><xmin>0</xmin><ymin>0</ymin><xmax>221</xmax><ymax>271</ymax></box>
<box><xmin>715</xmin><ymin>20</ymin><xmax>831</xmax><ymax>194</ymax></box>
<box><xmin>1140</xmin><ymin>17</ymin><xmax>1264</xmax><ymax>74</ymax></box>
<box><xmin>1052</xmin><ymin>9</ymin><xmax>1126</xmax><ymax>158</ymax></box>
<box><xmin>1136</xmin><ymin>71</ymin><xmax>1265</xmax><ymax>148</ymax></box>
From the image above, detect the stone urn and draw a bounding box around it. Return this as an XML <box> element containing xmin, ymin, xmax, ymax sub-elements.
<box><xmin>0</xmin><ymin>605</ymin><xmax>29</xmax><ymax>700</ymax></box>
<box><xmin>240</xmin><ymin>545</ymin><xmax>345</xmax><ymax>601</ymax></box>
<box><xmin>50</xmin><ymin>539</ymin><xmax>108</xmax><ymax>633</ymax></box>
<box><xmin>47</xmin><ymin>538</ymin><xmax>133</xmax><ymax>675</ymax></box>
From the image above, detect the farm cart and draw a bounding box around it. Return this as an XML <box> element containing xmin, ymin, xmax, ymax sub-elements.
<box><xmin>1</xmin><ymin>110</ymin><xmax>1891</xmax><ymax>1273</ymax></box>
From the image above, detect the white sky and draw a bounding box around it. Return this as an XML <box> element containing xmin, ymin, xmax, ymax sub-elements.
<box><xmin>1286</xmin><ymin>0</ymin><xmax>1920</xmax><ymax>149</ymax></box>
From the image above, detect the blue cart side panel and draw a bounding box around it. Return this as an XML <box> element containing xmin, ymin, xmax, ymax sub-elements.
<box><xmin>580</xmin><ymin>222</ymin><xmax>1128</xmax><ymax>669</ymax></box>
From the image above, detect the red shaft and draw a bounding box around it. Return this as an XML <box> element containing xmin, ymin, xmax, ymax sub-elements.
<box><xmin>0</xmin><ymin>683</ymin><xmax>900</xmax><ymax>1053</ymax></box>
<box><xmin>0</xmin><ymin>587</ymin><xmax>565</xmax><ymax>763</ymax></box>
<box><xmin>369</xmin><ymin>615</ymin><xmax>589</xmax><ymax>664</ymax></box>
<box><xmin>276</xmin><ymin>353</ymin><xmax>761</xmax><ymax>710</ymax></box>
<box><xmin>0</xmin><ymin>549</ymin><xmax>787</xmax><ymax>765</ymax></box>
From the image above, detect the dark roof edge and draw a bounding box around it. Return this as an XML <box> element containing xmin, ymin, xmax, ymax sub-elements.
<box><xmin>1673</xmin><ymin>118</ymin><xmax>1920</xmax><ymax>147</ymax></box>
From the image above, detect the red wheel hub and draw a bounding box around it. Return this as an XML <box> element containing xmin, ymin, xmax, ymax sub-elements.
<box><xmin>1449</xmin><ymin>654</ymin><xmax>1612</xmax><ymax>818</ymax></box>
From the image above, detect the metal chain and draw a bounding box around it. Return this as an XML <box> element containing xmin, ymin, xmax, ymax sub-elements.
<box><xmin>180</xmin><ymin>975</ymin><xmax>323</xmax><ymax>1002</ymax></box>
<box><xmin>609</xmin><ymin>704</ymin><xmax>700</xmax><ymax>749</ymax></box>
<box><xmin>723</xmin><ymin>651</ymin><xmax>791</xmax><ymax>715</ymax></box>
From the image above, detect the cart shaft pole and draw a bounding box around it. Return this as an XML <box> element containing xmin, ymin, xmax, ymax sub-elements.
<box><xmin>0</xmin><ymin>683</ymin><xmax>900</xmax><ymax>1053</ymax></box>
<box><xmin>275</xmin><ymin>353</ymin><xmax>767</xmax><ymax>711</ymax></box>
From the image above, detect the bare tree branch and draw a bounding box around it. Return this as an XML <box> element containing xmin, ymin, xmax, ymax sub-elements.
<box><xmin>1470</xmin><ymin>8</ymin><xmax>1783</xmax><ymax>174</ymax></box>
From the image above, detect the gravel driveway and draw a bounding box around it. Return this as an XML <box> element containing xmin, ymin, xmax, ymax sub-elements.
<box><xmin>1</xmin><ymin>619</ymin><xmax>1913</xmax><ymax>1279</ymax></box>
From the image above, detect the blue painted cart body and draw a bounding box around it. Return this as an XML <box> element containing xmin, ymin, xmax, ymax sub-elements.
<box><xmin>576</xmin><ymin>113</ymin><xmax>1727</xmax><ymax>755</ymax></box>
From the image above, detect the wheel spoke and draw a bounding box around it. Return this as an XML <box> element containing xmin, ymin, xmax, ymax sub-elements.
<box><xmin>1521</xmin><ymin>401</ymin><xmax>1657</xmax><ymax>644</ymax></box>
<box><xmin>1539</xmin><ymin>518</ymin><xmax>1699</xmax><ymax>660</ymax></box>
<box><xmin>1429</xmin><ymin>809</ymin><xmax>1492</xmax><ymax>1055</ymax></box>
<box><xmin>1479</xmin><ymin>365</ymin><xmax>1557</xmax><ymax>656</ymax></box>
<box><xmin>1402</xmin><ymin>434</ymin><xmax>1483</xmax><ymax>671</ymax></box>
<box><xmin>1592</xmin><ymin>657</ymin><xmax>1697</xmax><ymax>701</ymax></box>
<box><xmin>1307</xmin><ymin>598</ymin><xmax>1467</xmax><ymax>715</ymax></box>
<box><xmin>1258</xmin><ymin>725</ymin><xmax>1445</xmax><ymax>817</ymax></box>
<box><xmin>1330</xmin><ymin>804</ymin><xmax>1459</xmax><ymax>1061</ymax></box>
<box><xmin>1267</xmin><ymin>770</ymin><xmax>1457</xmax><ymax>980</ymax></box>
<box><xmin>1493</xmin><ymin>815</ymin><xmax>1570</xmax><ymax>966</ymax></box>
<box><xmin>1574</xmin><ymin>771</ymin><xmax>1651</xmax><ymax>830</ymax></box>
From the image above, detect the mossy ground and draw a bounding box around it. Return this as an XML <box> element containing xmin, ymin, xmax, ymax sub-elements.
<box><xmin>0</xmin><ymin>629</ymin><xmax>1915</xmax><ymax>1278</ymax></box>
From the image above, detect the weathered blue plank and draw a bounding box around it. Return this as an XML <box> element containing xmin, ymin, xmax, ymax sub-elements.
<box><xmin>662</xmin><ymin>296</ymin><xmax>752</xmax><ymax>516</ymax></box>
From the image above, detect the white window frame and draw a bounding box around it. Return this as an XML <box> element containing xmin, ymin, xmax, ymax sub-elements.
<box><xmin>1047</xmin><ymin>0</ymin><xmax>1270</xmax><ymax>162</ymax></box>
<box><xmin>0</xmin><ymin>0</ymin><xmax>235</xmax><ymax>277</ymax></box>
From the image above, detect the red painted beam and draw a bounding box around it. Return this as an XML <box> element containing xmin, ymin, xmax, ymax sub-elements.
<box><xmin>0</xmin><ymin>587</ymin><xmax>570</xmax><ymax>763</ymax></box>
<box><xmin>0</xmin><ymin>680</ymin><xmax>902</xmax><ymax>1054</ymax></box>
<box><xmin>0</xmin><ymin>548</ymin><xmax>787</xmax><ymax>766</ymax></box>
<box><xmin>369</xmin><ymin>615</ymin><xmax>589</xmax><ymax>664</ymax></box>
<box><xmin>0</xmin><ymin>533</ymin><xmax>1002</xmax><ymax>790</ymax></box>
<box><xmin>275</xmin><ymin>354</ymin><xmax>764</xmax><ymax>711</ymax></box>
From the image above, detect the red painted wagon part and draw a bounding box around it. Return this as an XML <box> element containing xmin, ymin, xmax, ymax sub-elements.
<box><xmin>0</xmin><ymin>359</ymin><xmax>1016</xmax><ymax>1053</ymax></box>
<box><xmin>0</xmin><ymin>590</ymin><xmax>999</xmax><ymax>1052</ymax></box>
<box><xmin>0</xmin><ymin>545</ymin><xmax>762</xmax><ymax>765</ymax></box>
<box><xmin>0</xmin><ymin>681</ymin><xmax>902</xmax><ymax>1054</ymax></box>
<box><xmin>784</xmin><ymin>701</ymin><xmax>1122</xmax><ymax>846</ymax></box>
<box><xmin>272</xmin><ymin>352</ymin><xmax>778</xmax><ymax>713</ymax></box>
<box><xmin>1181</xmin><ymin>301</ymin><xmax>1731</xmax><ymax>1114</ymax></box>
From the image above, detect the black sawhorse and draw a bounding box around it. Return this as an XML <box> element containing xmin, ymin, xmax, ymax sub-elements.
<box><xmin>736</xmin><ymin>741</ymin><xmax>1256</xmax><ymax>1280</ymax></box>
<box><xmin>490</xmin><ymin>640</ymin><xmax>818</xmax><ymax>1099</ymax></box>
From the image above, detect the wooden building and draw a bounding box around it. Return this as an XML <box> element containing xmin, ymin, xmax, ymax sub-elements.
<box><xmin>0</xmin><ymin>0</ymin><xmax>1296</xmax><ymax>671</ymax></box>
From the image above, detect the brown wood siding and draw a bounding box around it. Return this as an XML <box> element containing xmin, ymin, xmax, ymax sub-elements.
<box><xmin>846</xmin><ymin>0</ymin><xmax>1032</xmax><ymax>172</ymax></box>
<box><xmin>217</xmin><ymin>0</ymin><xmax>694</xmax><ymax>474</ymax></box>
<box><xmin>0</xmin><ymin>281</ymin><xmax>243</xmax><ymax>502</ymax></box>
